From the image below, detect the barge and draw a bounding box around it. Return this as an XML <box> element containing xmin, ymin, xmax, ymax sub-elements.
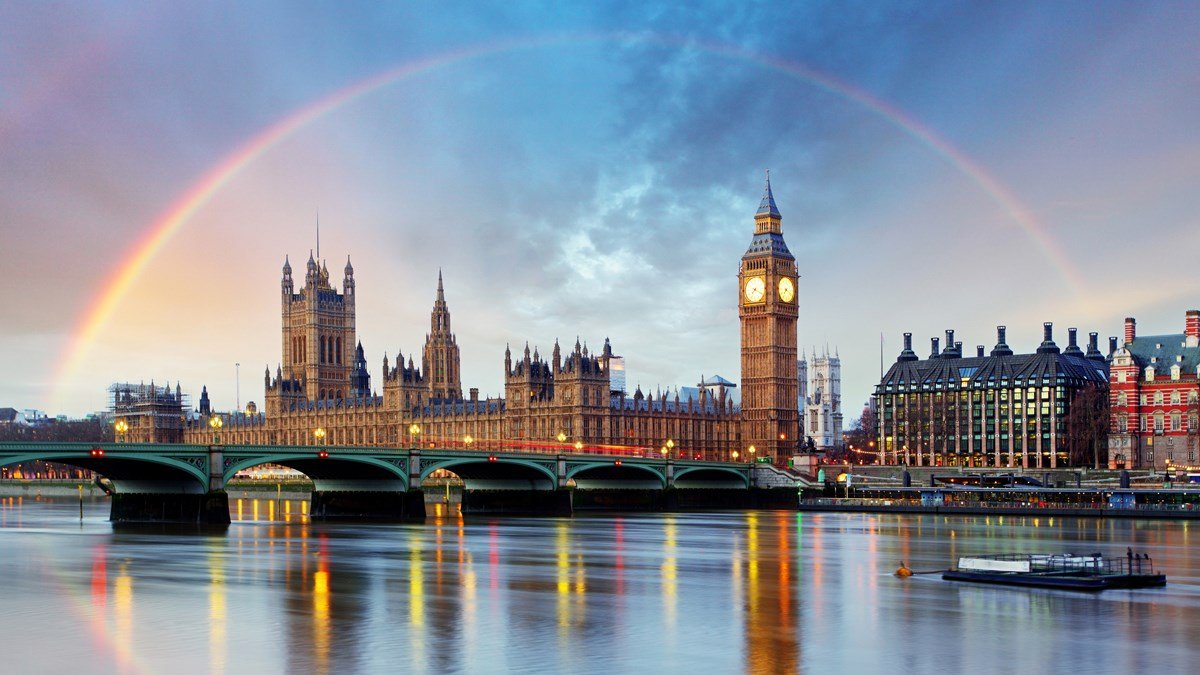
<box><xmin>942</xmin><ymin>553</ymin><xmax>1166</xmax><ymax>591</ymax></box>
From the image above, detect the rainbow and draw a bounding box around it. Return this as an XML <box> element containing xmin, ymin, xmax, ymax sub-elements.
<box><xmin>49</xmin><ymin>31</ymin><xmax>1084</xmax><ymax>411</ymax></box>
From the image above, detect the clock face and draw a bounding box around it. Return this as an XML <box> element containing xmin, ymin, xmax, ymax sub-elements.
<box><xmin>744</xmin><ymin>276</ymin><xmax>766</xmax><ymax>303</ymax></box>
<box><xmin>778</xmin><ymin>277</ymin><xmax>795</xmax><ymax>303</ymax></box>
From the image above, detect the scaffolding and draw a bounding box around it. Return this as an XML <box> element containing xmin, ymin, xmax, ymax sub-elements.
<box><xmin>108</xmin><ymin>382</ymin><xmax>190</xmax><ymax>442</ymax></box>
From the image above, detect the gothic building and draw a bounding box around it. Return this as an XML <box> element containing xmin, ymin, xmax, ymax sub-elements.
<box><xmin>132</xmin><ymin>179</ymin><xmax>802</xmax><ymax>464</ymax></box>
<box><xmin>798</xmin><ymin>348</ymin><xmax>843</xmax><ymax>451</ymax></box>
<box><xmin>738</xmin><ymin>174</ymin><xmax>800</xmax><ymax>461</ymax></box>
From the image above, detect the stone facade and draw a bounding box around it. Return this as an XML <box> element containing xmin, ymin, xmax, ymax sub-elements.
<box><xmin>145</xmin><ymin>180</ymin><xmax>802</xmax><ymax>464</ymax></box>
<box><xmin>798</xmin><ymin>348</ymin><xmax>843</xmax><ymax>451</ymax></box>
<box><xmin>738</xmin><ymin>174</ymin><xmax>800</xmax><ymax>462</ymax></box>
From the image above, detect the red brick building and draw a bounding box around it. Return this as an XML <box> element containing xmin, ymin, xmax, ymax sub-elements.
<box><xmin>1108</xmin><ymin>311</ymin><xmax>1200</xmax><ymax>470</ymax></box>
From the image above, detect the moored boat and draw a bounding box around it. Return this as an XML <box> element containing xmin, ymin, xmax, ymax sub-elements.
<box><xmin>942</xmin><ymin>552</ymin><xmax>1166</xmax><ymax>591</ymax></box>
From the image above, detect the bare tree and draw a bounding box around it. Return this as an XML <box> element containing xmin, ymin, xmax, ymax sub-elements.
<box><xmin>1065</xmin><ymin>383</ymin><xmax>1109</xmax><ymax>468</ymax></box>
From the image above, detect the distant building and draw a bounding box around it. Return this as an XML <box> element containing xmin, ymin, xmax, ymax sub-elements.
<box><xmin>0</xmin><ymin>408</ymin><xmax>27</xmax><ymax>426</ymax></box>
<box><xmin>109</xmin><ymin>382</ymin><xmax>190</xmax><ymax>443</ymax></box>
<box><xmin>1108</xmin><ymin>313</ymin><xmax>1200</xmax><ymax>470</ymax></box>
<box><xmin>875</xmin><ymin>324</ymin><xmax>1109</xmax><ymax>468</ymax></box>
<box><xmin>797</xmin><ymin>348</ymin><xmax>842</xmax><ymax>451</ymax></box>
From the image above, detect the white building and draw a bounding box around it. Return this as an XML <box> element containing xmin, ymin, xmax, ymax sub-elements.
<box><xmin>798</xmin><ymin>348</ymin><xmax>843</xmax><ymax>451</ymax></box>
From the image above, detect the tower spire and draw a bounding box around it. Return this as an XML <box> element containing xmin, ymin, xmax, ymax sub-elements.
<box><xmin>757</xmin><ymin>169</ymin><xmax>781</xmax><ymax>219</ymax></box>
<box><xmin>315</xmin><ymin>208</ymin><xmax>320</xmax><ymax>261</ymax></box>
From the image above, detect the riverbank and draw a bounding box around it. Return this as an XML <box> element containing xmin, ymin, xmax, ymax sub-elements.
<box><xmin>800</xmin><ymin>498</ymin><xmax>1200</xmax><ymax>519</ymax></box>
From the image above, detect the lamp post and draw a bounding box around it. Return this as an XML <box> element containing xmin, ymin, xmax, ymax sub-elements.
<box><xmin>209</xmin><ymin>415</ymin><xmax>223</xmax><ymax>445</ymax></box>
<box><xmin>409</xmin><ymin>423</ymin><xmax>420</xmax><ymax>449</ymax></box>
<box><xmin>574</xmin><ymin>440</ymin><xmax>584</xmax><ymax>453</ymax></box>
<box><xmin>557</xmin><ymin>431</ymin><xmax>568</xmax><ymax>444</ymax></box>
<box><xmin>463</xmin><ymin>434</ymin><xmax>474</xmax><ymax>449</ymax></box>
<box><xmin>114</xmin><ymin>419</ymin><xmax>129</xmax><ymax>444</ymax></box>
<box><xmin>748</xmin><ymin>445</ymin><xmax>756</xmax><ymax>463</ymax></box>
<box><xmin>314</xmin><ymin>427</ymin><xmax>326</xmax><ymax>446</ymax></box>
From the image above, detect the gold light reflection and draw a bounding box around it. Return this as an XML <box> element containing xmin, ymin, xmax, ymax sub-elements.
<box><xmin>209</xmin><ymin>546</ymin><xmax>226</xmax><ymax>674</ymax></box>
<box><xmin>312</xmin><ymin>535</ymin><xmax>330</xmax><ymax>675</ymax></box>
<box><xmin>662</xmin><ymin>516</ymin><xmax>678</xmax><ymax>632</ymax></box>
<box><xmin>556</xmin><ymin>522</ymin><xmax>570</xmax><ymax>631</ymax></box>
<box><xmin>410</xmin><ymin>534</ymin><xmax>425</xmax><ymax>627</ymax></box>
<box><xmin>114</xmin><ymin>569</ymin><xmax>134</xmax><ymax>670</ymax></box>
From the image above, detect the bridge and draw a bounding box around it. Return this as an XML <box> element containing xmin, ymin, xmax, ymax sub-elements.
<box><xmin>0</xmin><ymin>442</ymin><xmax>803</xmax><ymax>523</ymax></box>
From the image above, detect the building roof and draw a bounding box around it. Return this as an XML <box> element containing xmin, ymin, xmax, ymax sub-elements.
<box><xmin>877</xmin><ymin>350</ymin><xmax>1108</xmax><ymax>392</ymax></box>
<box><xmin>743</xmin><ymin>232</ymin><xmax>794</xmax><ymax>259</ymax></box>
<box><xmin>1125</xmin><ymin>333</ymin><xmax>1200</xmax><ymax>374</ymax></box>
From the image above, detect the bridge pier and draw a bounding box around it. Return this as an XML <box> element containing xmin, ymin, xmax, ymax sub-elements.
<box><xmin>110</xmin><ymin>491</ymin><xmax>231</xmax><ymax>525</ymax></box>
<box><xmin>309</xmin><ymin>489</ymin><xmax>425</xmax><ymax>520</ymax></box>
<box><xmin>460</xmin><ymin>488</ymin><xmax>572</xmax><ymax>516</ymax></box>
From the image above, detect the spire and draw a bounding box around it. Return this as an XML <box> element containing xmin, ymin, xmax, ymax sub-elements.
<box><xmin>756</xmin><ymin>169</ymin><xmax>781</xmax><ymax>219</ymax></box>
<box><xmin>437</xmin><ymin>268</ymin><xmax>444</xmax><ymax>301</ymax></box>
<box><xmin>345</xmin><ymin>255</ymin><xmax>353</xmax><ymax>276</ymax></box>
<box><xmin>283</xmin><ymin>255</ymin><xmax>291</xmax><ymax>273</ymax></box>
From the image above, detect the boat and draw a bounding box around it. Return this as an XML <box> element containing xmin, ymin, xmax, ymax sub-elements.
<box><xmin>942</xmin><ymin>552</ymin><xmax>1166</xmax><ymax>591</ymax></box>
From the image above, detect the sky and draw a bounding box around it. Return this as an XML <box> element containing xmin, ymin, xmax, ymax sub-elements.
<box><xmin>1</xmin><ymin>1</ymin><xmax>1198</xmax><ymax>418</ymax></box>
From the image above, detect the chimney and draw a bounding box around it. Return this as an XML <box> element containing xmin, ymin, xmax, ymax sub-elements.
<box><xmin>1186</xmin><ymin>310</ymin><xmax>1200</xmax><ymax>347</ymax></box>
<box><xmin>1037</xmin><ymin>322</ymin><xmax>1060</xmax><ymax>354</ymax></box>
<box><xmin>1086</xmin><ymin>332</ymin><xmax>1104</xmax><ymax>361</ymax></box>
<box><xmin>1124</xmin><ymin>317</ymin><xmax>1136</xmax><ymax>346</ymax></box>
<box><xmin>1108</xmin><ymin>336</ymin><xmax>1118</xmax><ymax>355</ymax></box>
<box><xmin>930</xmin><ymin>337</ymin><xmax>940</xmax><ymax>359</ymax></box>
<box><xmin>1064</xmin><ymin>327</ymin><xmax>1083</xmax><ymax>356</ymax></box>
<box><xmin>954</xmin><ymin>341</ymin><xmax>963</xmax><ymax>357</ymax></box>
<box><xmin>899</xmin><ymin>332</ymin><xmax>918</xmax><ymax>362</ymax></box>
<box><xmin>945</xmin><ymin>330</ymin><xmax>955</xmax><ymax>353</ymax></box>
<box><xmin>991</xmin><ymin>325</ymin><xmax>1013</xmax><ymax>357</ymax></box>
<box><xmin>470</xmin><ymin>387</ymin><xmax>479</xmax><ymax>402</ymax></box>
<box><xmin>977</xmin><ymin>345</ymin><xmax>985</xmax><ymax>357</ymax></box>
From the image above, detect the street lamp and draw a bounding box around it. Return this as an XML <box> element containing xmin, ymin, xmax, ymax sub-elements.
<box><xmin>557</xmin><ymin>431</ymin><xmax>568</xmax><ymax>444</ymax></box>
<box><xmin>114</xmin><ymin>419</ymin><xmax>129</xmax><ymax>444</ymax></box>
<box><xmin>409</xmin><ymin>423</ymin><xmax>420</xmax><ymax>449</ymax></box>
<box><xmin>463</xmin><ymin>434</ymin><xmax>474</xmax><ymax>449</ymax></box>
<box><xmin>314</xmin><ymin>427</ymin><xmax>326</xmax><ymax>446</ymax></box>
<box><xmin>732</xmin><ymin>450</ymin><xmax>740</xmax><ymax>462</ymax></box>
<box><xmin>574</xmin><ymin>440</ymin><xmax>584</xmax><ymax>453</ymax></box>
<box><xmin>748</xmin><ymin>445</ymin><xmax>756</xmax><ymax>462</ymax></box>
<box><xmin>209</xmin><ymin>415</ymin><xmax>223</xmax><ymax>445</ymax></box>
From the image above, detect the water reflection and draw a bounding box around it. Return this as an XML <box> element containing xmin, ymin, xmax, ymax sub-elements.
<box><xmin>1</xmin><ymin>498</ymin><xmax>1199</xmax><ymax>673</ymax></box>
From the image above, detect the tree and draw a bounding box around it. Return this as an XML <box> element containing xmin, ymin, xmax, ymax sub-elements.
<box><xmin>1065</xmin><ymin>383</ymin><xmax>1109</xmax><ymax>468</ymax></box>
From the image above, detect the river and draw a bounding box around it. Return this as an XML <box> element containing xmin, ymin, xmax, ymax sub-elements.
<box><xmin>0</xmin><ymin>496</ymin><xmax>1196</xmax><ymax>673</ymax></box>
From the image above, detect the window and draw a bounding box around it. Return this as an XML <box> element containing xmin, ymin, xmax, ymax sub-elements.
<box><xmin>1172</xmin><ymin>414</ymin><xmax>1181</xmax><ymax>432</ymax></box>
<box><xmin>1155</xmin><ymin>414</ymin><xmax>1164</xmax><ymax>432</ymax></box>
<box><xmin>1172</xmin><ymin>391</ymin><xmax>1181</xmax><ymax>405</ymax></box>
<box><xmin>1155</xmin><ymin>392</ymin><xmax>1164</xmax><ymax>406</ymax></box>
<box><xmin>1140</xmin><ymin>415</ymin><xmax>1148</xmax><ymax>432</ymax></box>
<box><xmin>1117</xmin><ymin>392</ymin><xmax>1127</xmax><ymax>407</ymax></box>
<box><xmin>1118</xmin><ymin>415</ymin><xmax>1128</xmax><ymax>433</ymax></box>
<box><xmin>1141</xmin><ymin>394</ymin><xmax>1148</xmax><ymax>406</ymax></box>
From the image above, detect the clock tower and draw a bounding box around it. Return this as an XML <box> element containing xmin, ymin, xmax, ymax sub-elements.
<box><xmin>739</xmin><ymin>173</ymin><xmax>799</xmax><ymax>463</ymax></box>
